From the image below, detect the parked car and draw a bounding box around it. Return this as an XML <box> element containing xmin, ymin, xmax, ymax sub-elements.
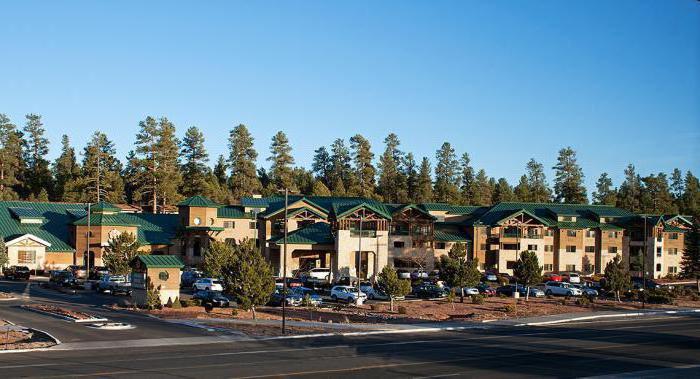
<box><xmin>545</xmin><ymin>281</ymin><xmax>583</xmax><ymax>297</ymax></box>
<box><xmin>572</xmin><ymin>284</ymin><xmax>598</xmax><ymax>297</ymax></box>
<box><xmin>89</xmin><ymin>266</ymin><xmax>109</xmax><ymax>280</ymax></box>
<box><xmin>268</xmin><ymin>288</ymin><xmax>303</xmax><ymax>306</ymax></box>
<box><xmin>359</xmin><ymin>283</ymin><xmax>404</xmax><ymax>301</ymax></box>
<box><xmin>3</xmin><ymin>265</ymin><xmax>30</xmax><ymax>280</ymax></box>
<box><xmin>449</xmin><ymin>286</ymin><xmax>480</xmax><ymax>296</ymax></box>
<box><xmin>306</xmin><ymin>267</ymin><xmax>331</xmax><ymax>281</ymax></box>
<box><xmin>96</xmin><ymin>274</ymin><xmax>131</xmax><ymax>295</ymax></box>
<box><xmin>631</xmin><ymin>277</ymin><xmax>661</xmax><ymax>290</ymax></box>
<box><xmin>49</xmin><ymin>270</ymin><xmax>76</xmax><ymax>287</ymax></box>
<box><xmin>476</xmin><ymin>283</ymin><xmax>496</xmax><ymax>296</ymax></box>
<box><xmin>291</xmin><ymin>287</ymin><xmax>323</xmax><ymax>306</ymax></box>
<box><xmin>410</xmin><ymin>269</ymin><xmax>429</xmax><ymax>280</ymax></box>
<box><xmin>528</xmin><ymin>287</ymin><xmax>545</xmax><ymax>298</ymax></box>
<box><xmin>396</xmin><ymin>269</ymin><xmax>411</xmax><ymax>280</ymax></box>
<box><xmin>181</xmin><ymin>270</ymin><xmax>202</xmax><ymax>288</ymax></box>
<box><xmin>542</xmin><ymin>273</ymin><xmax>562</xmax><ymax>282</ymax></box>
<box><xmin>67</xmin><ymin>265</ymin><xmax>87</xmax><ymax>279</ymax></box>
<box><xmin>482</xmin><ymin>273</ymin><xmax>498</xmax><ymax>282</ymax></box>
<box><xmin>193</xmin><ymin>290</ymin><xmax>230</xmax><ymax>308</ymax></box>
<box><xmin>413</xmin><ymin>283</ymin><xmax>449</xmax><ymax>299</ymax></box>
<box><xmin>495</xmin><ymin>284</ymin><xmax>526</xmax><ymax>297</ymax></box>
<box><xmin>330</xmin><ymin>285</ymin><xmax>367</xmax><ymax>303</ymax></box>
<box><xmin>562</xmin><ymin>272</ymin><xmax>581</xmax><ymax>283</ymax></box>
<box><xmin>192</xmin><ymin>278</ymin><xmax>224</xmax><ymax>292</ymax></box>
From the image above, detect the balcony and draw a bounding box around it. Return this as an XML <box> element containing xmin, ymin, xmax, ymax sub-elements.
<box><xmin>525</xmin><ymin>233</ymin><xmax>543</xmax><ymax>239</ymax></box>
<box><xmin>350</xmin><ymin>230</ymin><xmax>377</xmax><ymax>238</ymax></box>
<box><xmin>501</xmin><ymin>232</ymin><xmax>522</xmax><ymax>239</ymax></box>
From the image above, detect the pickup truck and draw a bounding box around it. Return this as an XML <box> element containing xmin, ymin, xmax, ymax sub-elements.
<box><xmin>96</xmin><ymin>275</ymin><xmax>132</xmax><ymax>295</ymax></box>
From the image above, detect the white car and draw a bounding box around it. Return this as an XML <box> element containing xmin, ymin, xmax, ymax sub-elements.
<box><xmin>193</xmin><ymin>278</ymin><xmax>224</xmax><ymax>292</ymax></box>
<box><xmin>451</xmin><ymin>287</ymin><xmax>480</xmax><ymax>296</ymax></box>
<box><xmin>396</xmin><ymin>270</ymin><xmax>411</xmax><ymax>279</ymax></box>
<box><xmin>572</xmin><ymin>284</ymin><xmax>598</xmax><ymax>297</ymax></box>
<box><xmin>330</xmin><ymin>285</ymin><xmax>367</xmax><ymax>303</ymax></box>
<box><xmin>545</xmin><ymin>281</ymin><xmax>582</xmax><ymax>297</ymax></box>
<box><xmin>410</xmin><ymin>269</ymin><xmax>429</xmax><ymax>280</ymax></box>
<box><xmin>307</xmin><ymin>267</ymin><xmax>331</xmax><ymax>281</ymax></box>
<box><xmin>563</xmin><ymin>272</ymin><xmax>581</xmax><ymax>283</ymax></box>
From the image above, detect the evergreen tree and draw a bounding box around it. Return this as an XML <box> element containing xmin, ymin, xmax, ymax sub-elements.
<box><xmin>221</xmin><ymin>239</ymin><xmax>276</xmax><ymax>320</ymax></box>
<box><xmin>552</xmin><ymin>147</ymin><xmax>587</xmax><ymax>203</ymax></box>
<box><xmin>514</xmin><ymin>175</ymin><xmax>531</xmax><ymax>202</ymax></box>
<box><xmin>157</xmin><ymin>118</ymin><xmax>182</xmax><ymax>208</ymax></box>
<box><xmin>603</xmin><ymin>255</ymin><xmax>631</xmax><ymax>302</ymax></box>
<box><xmin>311</xmin><ymin>146</ymin><xmax>332</xmax><ymax>187</ymax></box>
<box><xmin>405</xmin><ymin>153</ymin><xmax>418</xmax><ymax>202</ymax></box>
<box><xmin>436</xmin><ymin>242</ymin><xmax>480</xmax><ymax>302</ymax></box>
<box><xmin>640</xmin><ymin>173</ymin><xmax>676</xmax><ymax>214</ymax></box>
<box><xmin>82</xmin><ymin>132</ymin><xmax>125</xmax><ymax>203</ymax></box>
<box><xmin>617</xmin><ymin>164</ymin><xmax>642</xmax><ymax>212</ymax></box>
<box><xmin>267</xmin><ymin>131</ymin><xmax>295</xmax><ymax>191</ymax></box>
<box><xmin>228</xmin><ymin>124</ymin><xmax>262</xmax><ymax>199</ymax></box>
<box><xmin>680</xmin><ymin>221</ymin><xmax>700</xmax><ymax>292</ymax></box>
<box><xmin>292</xmin><ymin>167</ymin><xmax>314</xmax><ymax>195</ymax></box>
<box><xmin>202</xmin><ymin>240</ymin><xmax>236</xmax><ymax>278</ymax></box>
<box><xmin>213</xmin><ymin>155</ymin><xmax>228</xmax><ymax>186</ymax></box>
<box><xmin>670</xmin><ymin>168</ymin><xmax>684</xmax><ymax>203</ymax></box>
<box><xmin>311</xmin><ymin>179</ymin><xmax>331</xmax><ymax>196</ymax></box>
<box><xmin>103</xmin><ymin>232</ymin><xmax>141</xmax><ymax>276</ymax></box>
<box><xmin>472</xmin><ymin>169</ymin><xmax>492</xmax><ymax>206</ymax></box>
<box><xmin>377</xmin><ymin>133</ymin><xmax>408</xmax><ymax>202</ymax></box>
<box><xmin>22</xmin><ymin>114</ymin><xmax>52</xmax><ymax>199</ymax></box>
<box><xmin>526</xmin><ymin>159</ymin><xmax>551</xmax><ymax>202</ymax></box>
<box><xmin>513</xmin><ymin>250</ymin><xmax>542</xmax><ymax>301</ymax></box>
<box><xmin>122</xmin><ymin>151</ymin><xmax>139</xmax><ymax>204</ymax></box>
<box><xmin>0</xmin><ymin>115</ymin><xmax>23</xmax><ymax>200</ymax></box>
<box><xmin>415</xmin><ymin>157</ymin><xmax>433</xmax><ymax>203</ymax></box>
<box><xmin>459</xmin><ymin>153</ymin><xmax>475</xmax><ymax>205</ymax></box>
<box><xmin>492</xmin><ymin>178</ymin><xmax>515</xmax><ymax>203</ymax></box>
<box><xmin>593</xmin><ymin>172</ymin><xmax>617</xmax><ymax>206</ymax></box>
<box><xmin>378</xmin><ymin>266</ymin><xmax>411</xmax><ymax>311</ymax></box>
<box><xmin>53</xmin><ymin>135</ymin><xmax>81</xmax><ymax>202</ymax></box>
<box><xmin>329</xmin><ymin>139</ymin><xmax>353</xmax><ymax>195</ymax></box>
<box><xmin>180</xmin><ymin>126</ymin><xmax>210</xmax><ymax>198</ymax></box>
<box><xmin>681</xmin><ymin>171</ymin><xmax>700</xmax><ymax>218</ymax></box>
<box><xmin>0</xmin><ymin>238</ymin><xmax>7</xmax><ymax>267</ymax></box>
<box><xmin>349</xmin><ymin>134</ymin><xmax>376</xmax><ymax>198</ymax></box>
<box><xmin>433</xmin><ymin>142</ymin><xmax>459</xmax><ymax>203</ymax></box>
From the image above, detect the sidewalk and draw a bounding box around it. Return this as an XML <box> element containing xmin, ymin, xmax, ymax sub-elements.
<box><xmin>490</xmin><ymin>308</ymin><xmax>700</xmax><ymax>326</ymax></box>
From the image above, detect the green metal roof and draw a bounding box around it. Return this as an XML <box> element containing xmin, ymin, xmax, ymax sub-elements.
<box><xmin>178</xmin><ymin>195</ymin><xmax>219</xmax><ymax>208</ymax></box>
<box><xmin>91</xmin><ymin>201</ymin><xmax>121</xmax><ymax>213</ymax></box>
<box><xmin>132</xmin><ymin>254</ymin><xmax>184</xmax><ymax>268</ymax></box>
<box><xmin>434</xmin><ymin>224</ymin><xmax>468</xmax><ymax>242</ymax></box>
<box><xmin>475</xmin><ymin>202</ymin><xmax>634</xmax><ymax>230</ymax></box>
<box><xmin>271</xmin><ymin>222</ymin><xmax>334</xmax><ymax>245</ymax></box>
<box><xmin>73</xmin><ymin>214</ymin><xmax>141</xmax><ymax>227</ymax></box>
<box><xmin>390</xmin><ymin>204</ymin><xmax>436</xmax><ymax>220</ymax></box>
<box><xmin>419</xmin><ymin>203</ymin><xmax>483</xmax><ymax>215</ymax></box>
<box><xmin>8</xmin><ymin>207</ymin><xmax>46</xmax><ymax>220</ymax></box>
<box><xmin>217</xmin><ymin>205</ymin><xmax>255</xmax><ymax>219</ymax></box>
<box><xmin>184</xmin><ymin>226</ymin><xmax>225</xmax><ymax>232</ymax></box>
<box><xmin>0</xmin><ymin>201</ymin><xmax>80</xmax><ymax>251</ymax></box>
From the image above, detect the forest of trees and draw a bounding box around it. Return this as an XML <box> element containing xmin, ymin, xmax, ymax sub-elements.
<box><xmin>0</xmin><ymin>113</ymin><xmax>698</xmax><ymax>218</ymax></box>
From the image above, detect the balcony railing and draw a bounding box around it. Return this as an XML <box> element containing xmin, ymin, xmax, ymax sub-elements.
<box><xmin>502</xmin><ymin>232</ymin><xmax>522</xmax><ymax>238</ymax></box>
<box><xmin>350</xmin><ymin>230</ymin><xmax>377</xmax><ymax>238</ymax></box>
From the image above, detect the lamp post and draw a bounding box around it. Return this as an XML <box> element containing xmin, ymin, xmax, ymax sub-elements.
<box><xmin>356</xmin><ymin>211</ymin><xmax>363</xmax><ymax>305</ymax></box>
<box><xmin>85</xmin><ymin>202</ymin><xmax>91</xmax><ymax>283</ymax></box>
<box><xmin>282</xmin><ymin>189</ymin><xmax>289</xmax><ymax>335</ymax></box>
<box><xmin>642</xmin><ymin>215</ymin><xmax>647</xmax><ymax>309</ymax></box>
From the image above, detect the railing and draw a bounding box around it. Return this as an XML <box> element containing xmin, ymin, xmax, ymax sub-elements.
<box><xmin>502</xmin><ymin>232</ymin><xmax>522</xmax><ymax>238</ymax></box>
<box><xmin>525</xmin><ymin>233</ymin><xmax>543</xmax><ymax>239</ymax></box>
<box><xmin>350</xmin><ymin>230</ymin><xmax>377</xmax><ymax>238</ymax></box>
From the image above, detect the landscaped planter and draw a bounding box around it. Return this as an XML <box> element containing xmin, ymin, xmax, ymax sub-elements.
<box><xmin>21</xmin><ymin>304</ymin><xmax>108</xmax><ymax>323</ymax></box>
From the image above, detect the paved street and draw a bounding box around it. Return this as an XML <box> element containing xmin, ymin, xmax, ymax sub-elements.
<box><xmin>1</xmin><ymin>278</ymin><xmax>699</xmax><ymax>378</ymax></box>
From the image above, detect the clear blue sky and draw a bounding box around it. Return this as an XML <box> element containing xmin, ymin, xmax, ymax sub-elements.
<box><xmin>1</xmin><ymin>0</ymin><xmax>698</xmax><ymax>194</ymax></box>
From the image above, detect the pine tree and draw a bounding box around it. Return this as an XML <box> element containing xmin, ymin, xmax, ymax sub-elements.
<box><xmin>53</xmin><ymin>135</ymin><xmax>81</xmax><ymax>202</ymax></box>
<box><xmin>604</xmin><ymin>255</ymin><xmax>631</xmax><ymax>302</ymax></box>
<box><xmin>0</xmin><ymin>114</ymin><xmax>24</xmax><ymax>200</ymax></box>
<box><xmin>292</xmin><ymin>167</ymin><xmax>314</xmax><ymax>195</ymax></box>
<box><xmin>329</xmin><ymin>139</ymin><xmax>353</xmax><ymax>195</ymax></box>
<box><xmin>377</xmin><ymin>133</ymin><xmax>408</xmax><ymax>202</ymax></box>
<box><xmin>378</xmin><ymin>266</ymin><xmax>411</xmax><ymax>311</ymax></box>
<box><xmin>640</xmin><ymin>173</ymin><xmax>677</xmax><ymax>214</ymax></box>
<box><xmin>82</xmin><ymin>132</ymin><xmax>125</xmax><ymax>203</ymax></box>
<box><xmin>513</xmin><ymin>251</ymin><xmax>542</xmax><ymax>301</ymax></box>
<box><xmin>202</xmin><ymin>240</ymin><xmax>236</xmax><ymax>278</ymax></box>
<box><xmin>526</xmin><ymin>159</ymin><xmax>551</xmax><ymax>203</ymax></box>
<box><xmin>349</xmin><ymin>134</ymin><xmax>376</xmax><ymax>198</ymax></box>
<box><xmin>680</xmin><ymin>221</ymin><xmax>700</xmax><ymax>292</ymax></box>
<box><xmin>472</xmin><ymin>169</ymin><xmax>492</xmax><ymax>206</ymax></box>
<box><xmin>459</xmin><ymin>153</ymin><xmax>475</xmax><ymax>205</ymax></box>
<box><xmin>268</xmin><ymin>131</ymin><xmax>295</xmax><ymax>192</ymax></box>
<box><xmin>221</xmin><ymin>239</ymin><xmax>276</xmax><ymax>320</ymax></box>
<box><xmin>122</xmin><ymin>151</ymin><xmax>139</xmax><ymax>204</ymax></box>
<box><xmin>213</xmin><ymin>155</ymin><xmax>228</xmax><ymax>186</ymax></box>
<box><xmin>492</xmin><ymin>178</ymin><xmax>515</xmax><ymax>203</ymax></box>
<box><xmin>311</xmin><ymin>146</ymin><xmax>332</xmax><ymax>187</ymax></box>
<box><xmin>593</xmin><ymin>172</ymin><xmax>617</xmax><ymax>206</ymax></box>
<box><xmin>415</xmin><ymin>157</ymin><xmax>433</xmax><ymax>203</ymax></box>
<box><xmin>180</xmin><ymin>126</ymin><xmax>210</xmax><ymax>198</ymax></box>
<box><xmin>617</xmin><ymin>164</ymin><xmax>642</xmax><ymax>212</ymax></box>
<box><xmin>680</xmin><ymin>171</ymin><xmax>700</xmax><ymax>218</ymax></box>
<box><xmin>156</xmin><ymin>118</ymin><xmax>182</xmax><ymax>208</ymax></box>
<box><xmin>22</xmin><ymin>114</ymin><xmax>53</xmax><ymax>199</ymax></box>
<box><xmin>228</xmin><ymin>124</ymin><xmax>262</xmax><ymax>199</ymax></box>
<box><xmin>311</xmin><ymin>179</ymin><xmax>331</xmax><ymax>196</ymax></box>
<box><xmin>405</xmin><ymin>153</ymin><xmax>418</xmax><ymax>202</ymax></box>
<box><xmin>514</xmin><ymin>175</ymin><xmax>531</xmax><ymax>202</ymax></box>
<box><xmin>433</xmin><ymin>142</ymin><xmax>459</xmax><ymax>203</ymax></box>
<box><xmin>0</xmin><ymin>238</ymin><xmax>7</xmax><ymax>267</ymax></box>
<box><xmin>103</xmin><ymin>232</ymin><xmax>141</xmax><ymax>276</ymax></box>
<box><xmin>552</xmin><ymin>147</ymin><xmax>587</xmax><ymax>204</ymax></box>
<box><xmin>670</xmin><ymin>168</ymin><xmax>684</xmax><ymax>201</ymax></box>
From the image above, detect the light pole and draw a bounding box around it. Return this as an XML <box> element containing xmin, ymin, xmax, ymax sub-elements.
<box><xmin>642</xmin><ymin>215</ymin><xmax>647</xmax><ymax>309</ymax></box>
<box><xmin>356</xmin><ymin>211</ymin><xmax>363</xmax><ymax>305</ymax></box>
<box><xmin>85</xmin><ymin>202</ymin><xmax>91</xmax><ymax>282</ymax></box>
<box><xmin>282</xmin><ymin>189</ymin><xmax>289</xmax><ymax>335</ymax></box>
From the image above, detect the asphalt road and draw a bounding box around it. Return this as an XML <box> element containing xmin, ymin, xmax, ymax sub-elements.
<box><xmin>0</xmin><ymin>314</ymin><xmax>697</xmax><ymax>378</ymax></box>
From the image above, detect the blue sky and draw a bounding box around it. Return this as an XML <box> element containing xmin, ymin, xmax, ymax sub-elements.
<box><xmin>1</xmin><ymin>0</ymin><xmax>698</xmax><ymax>193</ymax></box>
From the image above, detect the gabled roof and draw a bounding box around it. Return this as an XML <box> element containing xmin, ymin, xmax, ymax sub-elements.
<box><xmin>8</xmin><ymin>207</ymin><xmax>45</xmax><ymax>220</ymax></box>
<box><xmin>91</xmin><ymin>201</ymin><xmax>121</xmax><ymax>213</ymax></box>
<box><xmin>271</xmin><ymin>222</ymin><xmax>334</xmax><ymax>245</ymax></box>
<box><xmin>287</xmin><ymin>206</ymin><xmax>328</xmax><ymax>220</ymax></box>
<box><xmin>0</xmin><ymin>201</ymin><xmax>82</xmax><ymax>251</ymax></box>
<box><xmin>434</xmin><ymin>224</ymin><xmax>468</xmax><ymax>242</ymax></box>
<box><xmin>132</xmin><ymin>254</ymin><xmax>184</xmax><ymax>268</ymax></box>
<box><xmin>495</xmin><ymin>209</ymin><xmax>550</xmax><ymax>226</ymax></box>
<box><xmin>177</xmin><ymin>195</ymin><xmax>219</xmax><ymax>208</ymax></box>
<box><xmin>331</xmin><ymin>199</ymin><xmax>392</xmax><ymax>220</ymax></box>
<box><xmin>260</xmin><ymin>197</ymin><xmax>330</xmax><ymax>219</ymax></box>
<box><xmin>390</xmin><ymin>204</ymin><xmax>436</xmax><ymax>220</ymax></box>
<box><xmin>73</xmin><ymin>214</ymin><xmax>141</xmax><ymax>227</ymax></box>
<box><xmin>4</xmin><ymin>233</ymin><xmax>52</xmax><ymax>247</ymax></box>
<box><xmin>217</xmin><ymin>205</ymin><xmax>255</xmax><ymax>219</ymax></box>
<box><xmin>241</xmin><ymin>196</ymin><xmax>275</xmax><ymax>208</ymax></box>
<box><xmin>419</xmin><ymin>203</ymin><xmax>483</xmax><ymax>215</ymax></box>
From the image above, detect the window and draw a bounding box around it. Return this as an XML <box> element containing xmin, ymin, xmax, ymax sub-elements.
<box><xmin>561</xmin><ymin>216</ymin><xmax>574</xmax><ymax>222</ymax></box>
<box><xmin>656</xmin><ymin>263</ymin><xmax>662</xmax><ymax>272</ymax></box>
<box><xmin>585</xmin><ymin>230</ymin><xmax>595</xmax><ymax>238</ymax></box>
<box><xmin>608</xmin><ymin>231</ymin><xmax>619</xmax><ymax>238</ymax></box>
<box><xmin>585</xmin><ymin>246</ymin><xmax>595</xmax><ymax>253</ymax></box>
<box><xmin>668</xmin><ymin>266</ymin><xmax>678</xmax><ymax>274</ymax></box>
<box><xmin>668</xmin><ymin>248</ymin><xmax>678</xmax><ymax>256</ymax></box>
<box><xmin>544</xmin><ymin>245</ymin><xmax>554</xmax><ymax>252</ymax></box>
<box><xmin>223</xmin><ymin>221</ymin><xmax>235</xmax><ymax>229</ymax></box>
<box><xmin>393</xmin><ymin>241</ymin><xmax>405</xmax><ymax>248</ymax></box>
<box><xmin>567</xmin><ymin>230</ymin><xmax>577</xmax><ymax>237</ymax></box>
<box><xmin>544</xmin><ymin>264</ymin><xmax>553</xmax><ymax>271</ymax></box>
<box><xmin>412</xmin><ymin>240</ymin><xmax>427</xmax><ymax>248</ymax></box>
<box><xmin>669</xmin><ymin>233</ymin><xmax>679</xmax><ymax>240</ymax></box>
<box><xmin>502</xmin><ymin>243</ymin><xmax>519</xmax><ymax>250</ymax></box>
<box><xmin>249</xmin><ymin>221</ymin><xmax>257</xmax><ymax>229</ymax></box>
<box><xmin>193</xmin><ymin>239</ymin><xmax>202</xmax><ymax>257</ymax></box>
<box><xmin>566</xmin><ymin>245</ymin><xmax>577</xmax><ymax>253</ymax></box>
<box><xmin>545</xmin><ymin>229</ymin><xmax>554</xmax><ymax>237</ymax></box>
<box><xmin>18</xmin><ymin>250</ymin><xmax>36</xmax><ymax>264</ymax></box>
<box><xmin>608</xmin><ymin>247</ymin><xmax>618</xmax><ymax>254</ymax></box>
<box><xmin>656</xmin><ymin>247</ymin><xmax>662</xmax><ymax>257</ymax></box>
<box><xmin>565</xmin><ymin>264</ymin><xmax>576</xmax><ymax>271</ymax></box>
<box><xmin>527</xmin><ymin>244</ymin><xmax>537</xmax><ymax>251</ymax></box>
<box><xmin>435</xmin><ymin>242</ymin><xmax>446</xmax><ymax>250</ymax></box>
<box><xmin>297</xmin><ymin>220</ymin><xmax>315</xmax><ymax>229</ymax></box>
<box><xmin>506</xmin><ymin>261</ymin><xmax>516</xmax><ymax>269</ymax></box>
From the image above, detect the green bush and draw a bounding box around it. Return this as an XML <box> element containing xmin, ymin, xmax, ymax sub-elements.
<box><xmin>558</xmin><ymin>298</ymin><xmax>567</xmax><ymax>306</ymax></box>
<box><xmin>171</xmin><ymin>297</ymin><xmax>182</xmax><ymax>309</ymax></box>
<box><xmin>179</xmin><ymin>299</ymin><xmax>189</xmax><ymax>308</ymax></box>
<box><xmin>498</xmin><ymin>293</ymin><xmax>507</xmax><ymax>299</ymax></box>
<box><xmin>502</xmin><ymin>304</ymin><xmax>515</xmax><ymax>313</ymax></box>
<box><xmin>640</xmin><ymin>289</ymin><xmax>674</xmax><ymax>304</ymax></box>
<box><xmin>398</xmin><ymin>306</ymin><xmax>408</xmax><ymax>314</ymax></box>
<box><xmin>471</xmin><ymin>294</ymin><xmax>485</xmax><ymax>305</ymax></box>
<box><xmin>370</xmin><ymin>303</ymin><xmax>383</xmax><ymax>312</ymax></box>
<box><xmin>575</xmin><ymin>297</ymin><xmax>590</xmax><ymax>307</ymax></box>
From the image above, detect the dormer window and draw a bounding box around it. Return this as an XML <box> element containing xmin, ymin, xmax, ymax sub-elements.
<box><xmin>559</xmin><ymin>216</ymin><xmax>576</xmax><ymax>222</ymax></box>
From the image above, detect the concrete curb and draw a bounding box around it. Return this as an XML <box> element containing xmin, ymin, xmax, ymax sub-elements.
<box><xmin>0</xmin><ymin>327</ymin><xmax>62</xmax><ymax>354</ymax></box>
<box><xmin>20</xmin><ymin>306</ymin><xmax>109</xmax><ymax>323</ymax></box>
<box><xmin>514</xmin><ymin>308</ymin><xmax>700</xmax><ymax>326</ymax></box>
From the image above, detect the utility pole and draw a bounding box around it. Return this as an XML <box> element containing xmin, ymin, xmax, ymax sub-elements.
<box><xmin>86</xmin><ymin>203</ymin><xmax>91</xmax><ymax>282</ymax></box>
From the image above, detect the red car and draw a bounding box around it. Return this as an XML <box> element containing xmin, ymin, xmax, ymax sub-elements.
<box><xmin>543</xmin><ymin>273</ymin><xmax>562</xmax><ymax>282</ymax></box>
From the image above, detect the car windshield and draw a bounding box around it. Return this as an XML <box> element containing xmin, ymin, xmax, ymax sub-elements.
<box><xmin>212</xmin><ymin>280</ymin><xmax>222</xmax><ymax>285</ymax></box>
<box><xmin>346</xmin><ymin>287</ymin><xmax>359</xmax><ymax>293</ymax></box>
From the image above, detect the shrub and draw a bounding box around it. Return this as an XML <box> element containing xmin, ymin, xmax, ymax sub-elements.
<box><xmin>640</xmin><ymin>289</ymin><xmax>674</xmax><ymax>304</ymax></box>
<box><xmin>690</xmin><ymin>292</ymin><xmax>700</xmax><ymax>302</ymax></box>
<box><xmin>231</xmin><ymin>308</ymin><xmax>238</xmax><ymax>317</ymax></box>
<box><xmin>370</xmin><ymin>303</ymin><xmax>383</xmax><ymax>312</ymax></box>
<box><xmin>179</xmin><ymin>299</ymin><xmax>189</xmax><ymax>308</ymax></box>
<box><xmin>165</xmin><ymin>297</ymin><xmax>174</xmax><ymax>308</ymax></box>
<box><xmin>398</xmin><ymin>306</ymin><xmax>408</xmax><ymax>314</ymax></box>
<box><xmin>575</xmin><ymin>297</ymin><xmax>590</xmax><ymax>307</ymax></box>
<box><xmin>471</xmin><ymin>294</ymin><xmax>485</xmax><ymax>305</ymax></box>
<box><xmin>558</xmin><ymin>298</ymin><xmax>567</xmax><ymax>306</ymax></box>
<box><xmin>171</xmin><ymin>297</ymin><xmax>182</xmax><ymax>309</ymax></box>
<box><xmin>502</xmin><ymin>304</ymin><xmax>515</xmax><ymax>313</ymax></box>
<box><xmin>499</xmin><ymin>293</ymin><xmax>507</xmax><ymax>299</ymax></box>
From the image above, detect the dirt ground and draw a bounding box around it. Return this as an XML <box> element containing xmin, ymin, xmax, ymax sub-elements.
<box><xmin>0</xmin><ymin>321</ymin><xmax>56</xmax><ymax>350</ymax></box>
<box><xmin>0</xmin><ymin>291</ymin><xmax>14</xmax><ymax>299</ymax></box>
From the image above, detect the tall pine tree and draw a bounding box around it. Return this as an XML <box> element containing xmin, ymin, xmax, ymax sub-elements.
<box><xmin>311</xmin><ymin>146</ymin><xmax>332</xmax><ymax>188</ymax></box>
<box><xmin>228</xmin><ymin>124</ymin><xmax>262</xmax><ymax>199</ymax></box>
<box><xmin>526</xmin><ymin>159</ymin><xmax>551</xmax><ymax>203</ymax></box>
<box><xmin>405</xmin><ymin>153</ymin><xmax>418</xmax><ymax>202</ymax></box>
<box><xmin>0</xmin><ymin>114</ymin><xmax>23</xmax><ymax>200</ymax></box>
<box><xmin>472</xmin><ymin>169</ymin><xmax>492</xmax><ymax>206</ymax></box>
<box><xmin>459</xmin><ymin>153</ymin><xmax>475</xmax><ymax>205</ymax></box>
<box><xmin>22</xmin><ymin>114</ymin><xmax>52</xmax><ymax>199</ymax></box>
<box><xmin>640</xmin><ymin>173</ymin><xmax>676</xmax><ymax>214</ymax></box>
<box><xmin>377</xmin><ymin>133</ymin><xmax>408</xmax><ymax>202</ymax></box>
<box><xmin>593</xmin><ymin>172</ymin><xmax>617</xmax><ymax>206</ymax></box>
<box><xmin>552</xmin><ymin>147</ymin><xmax>587</xmax><ymax>204</ymax></box>
<box><xmin>180</xmin><ymin>126</ymin><xmax>210</xmax><ymax>198</ymax></box>
<box><xmin>267</xmin><ymin>131</ymin><xmax>295</xmax><ymax>192</ymax></box>
<box><xmin>53</xmin><ymin>135</ymin><xmax>80</xmax><ymax>201</ymax></box>
<box><xmin>514</xmin><ymin>175</ymin><xmax>530</xmax><ymax>202</ymax></box>
<box><xmin>415</xmin><ymin>157</ymin><xmax>433</xmax><ymax>203</ymax></box>
<box><xmin>492</xmin><ymin>178</ymin><xmax>515</xmax><ymax>203</ymax></box>
<box><xmin>349</xmin><ymin>134</ymin><xmax>376</xmax><ymax>198</ymax></box>
<box><xmin>433</xmin><ymin>142</ymin><xmax>459</xmax><ymax>203</ymax></box>
<box><xmin>617</xmin><ymin>164</ymin><xmax>642</xmax><ymax>212</ymax></box>
<box><xmin>329</xmin><ymin>139</ymin><xmax>352</xmax><ymax>196</ymax></box>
